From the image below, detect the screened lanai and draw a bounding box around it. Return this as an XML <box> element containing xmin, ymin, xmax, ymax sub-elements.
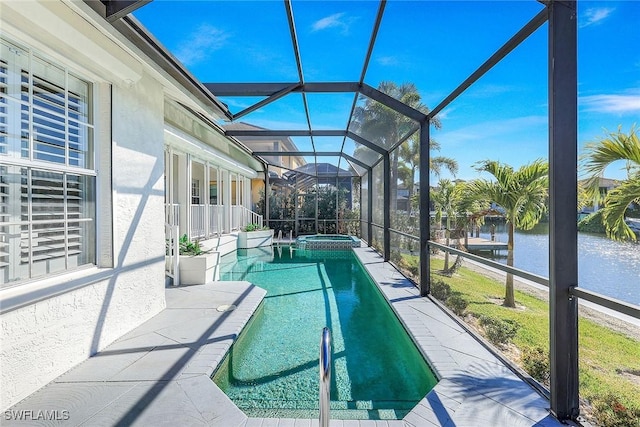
<box><xmin>92</xmin><ymin>0</ymin><xmax>639</xmax><ymax>424</ymax></box>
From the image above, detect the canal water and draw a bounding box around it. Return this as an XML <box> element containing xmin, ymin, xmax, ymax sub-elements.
<box><xmin>473</xmin><ymin>222</ymin><xmax>640</xmax><ymax>306</ymax></box>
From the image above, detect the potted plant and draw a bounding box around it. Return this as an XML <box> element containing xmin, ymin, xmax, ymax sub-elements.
<box><xmin>178</xmin><ymin>234</ymin><xmax>220</xmax><ymax>285</ymax></box>
<box><xmin>237</xmin><ymin>224</ymin><xmax>274</xmax><ymax>249</ymax></box>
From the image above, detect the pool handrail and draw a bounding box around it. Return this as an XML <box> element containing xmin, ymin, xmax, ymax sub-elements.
<box><xmin>319</xmin><ymin>327</ymin><xmax>331</xmax><ymax>427</ymax></box>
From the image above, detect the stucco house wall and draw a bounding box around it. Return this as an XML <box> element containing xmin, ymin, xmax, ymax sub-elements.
<box><xmin>0</xmin><ymin>0</ymin><xmax>188</xmax><ymax>409</ymax></box>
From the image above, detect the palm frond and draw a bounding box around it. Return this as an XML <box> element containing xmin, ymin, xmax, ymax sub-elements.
<box><xmin>431</xmin><ymin>156</ymin><xmax>459</xmax><ymax>177</ymax></box>
<box><xmin>470</xmin><ymin>160</ymin><xmax>548</xmax><ymax>227</ymax></box>
<box><xmin>580</xmin><ymin>125</ymin><xmax>640</xmax><ymax>178</ymax></box>
<box><xmin>601</xmin><ymin>176</ymin><xmax>640</xmax><ymax>241</ymax></box>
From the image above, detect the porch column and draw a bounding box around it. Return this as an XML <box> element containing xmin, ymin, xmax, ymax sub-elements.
<box><xmin>265</xmin><ymin>168</ymin><xmax>270</xmax><ymax>229</ymax></box>
<box><xmin>294</xmin><ymin>175</ymin><xmax>299</xmax><ymax>236</ymax></box>
<box><xmin>164</xmin><ymin>148</ymin><xmax>173</xmax><ymax>224</ymax></box>
<box><xmin>178</xmin><ymin>154</ymin><xmax>190</xmax><ymax>239</ymax></box>
<box><xmin>419</xmin><ymin>121</ymin><xmax>431</xmax><ymax>296</ymax></box>
<box><xmin>204</xmin><ymin>162</ymin><xmax>210</xmax><ymax>237</ymax></box>
<box><xmin>548</xmin><ymin>0</ymin><xmax>579</xmax><ymax>421</ymax></box>
<box><xmin>223</xmin><ymin>170</ymin><xmax>231</xmax><ymax>233</ymax></box>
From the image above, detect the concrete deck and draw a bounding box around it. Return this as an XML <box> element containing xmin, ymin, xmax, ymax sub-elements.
<box><xmin>4</xmin><ymin>248</ymin><xmax>564</xmax><ymax>426</ymax></box>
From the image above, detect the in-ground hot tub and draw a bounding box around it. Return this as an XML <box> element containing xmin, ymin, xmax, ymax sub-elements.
<box><xmin>296</xmin><ymin>234</ymin><xmax>361</xmax><ymax>250</ymax></box>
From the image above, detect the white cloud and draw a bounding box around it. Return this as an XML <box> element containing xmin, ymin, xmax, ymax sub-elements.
<box><xmin>580</xmin><ymin>7</ymin><xmax>614</xmax><ymax>28</ymax></box>
<box><xmin>174</xmin><ymin>24</ymin><xmax>229</xmax><ymax>66</ymax></box>
<box><xmin>580</xmin><ymin>93</ymin><xmax>640</xmax><ymax>113</ymax></box>
<box><xmin>311</xmin><ymin>12</ymin><xmax>351</xmax><ymax>34</ymax></box>
<box><xmin>435</xmin><ymin>106</ymin><xmax>455</xmax><ymax>121</ymax></box>
<box><xmin>376</xmin><ymin>56</ymin><xmax>399</xmax><ymax>66</ymax></box>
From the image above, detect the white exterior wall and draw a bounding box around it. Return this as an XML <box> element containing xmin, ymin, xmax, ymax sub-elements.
<box><xmin>0</xmin><ymin>1</ymin><xmax>168</xmax><ymax>409</ymax></box>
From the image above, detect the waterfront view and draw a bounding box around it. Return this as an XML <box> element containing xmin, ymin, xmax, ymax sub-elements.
<box><xmin>474</xmin><ymin>222</ymin><xmax>640</xmax><ymax>306</ymax></box>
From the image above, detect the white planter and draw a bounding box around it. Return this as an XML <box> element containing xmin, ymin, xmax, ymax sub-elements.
<box><xmin>237</xmin><ymin>229</ymin><xmax>274</xmax><ymax>249</ymax></box>
<box><xmin>179</xmin><ymin>252</ymin><xmax>220</xmax><ymax>285</ymax></box>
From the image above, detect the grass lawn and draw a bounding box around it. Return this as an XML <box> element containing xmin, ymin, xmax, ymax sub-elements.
<box><xmin>415</xmin><ymin>256</ymin><xmax>639</xmax><ymax>426</ymax></box>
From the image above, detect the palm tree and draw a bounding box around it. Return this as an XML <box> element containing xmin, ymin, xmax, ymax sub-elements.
<box><xmin>465</xmin><ymin>160</ymin><xmax>549</xmax><ymax>308</ymax></box>
<box><xmin>581</xmin><ymin>125</ymin><xmax>640</xmax><ymax>241</ymax></box>
<box><xmin>352</xmin><ymin>81</ymin><xmax>430</xmax><ymax>148</ymax></box>
<box><xmin>351</xmin><ymin>81</ymin><xmax>439</xmax><ymax>211</ymax></box>
<box><xmin>430</xmin><ymin>179</ymin><xmax>461</xmax><ymax>270</ymax></box>
<box><xmin>398</xmin><ymin>137</ymin><xmax>458</xmax><ymax>217</ymax></box>
<box><xmin>456</xmin><ymin>180</ymin><xmax>491</xmax><ymax>238</ymax></box>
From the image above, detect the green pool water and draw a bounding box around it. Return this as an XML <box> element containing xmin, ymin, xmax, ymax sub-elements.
<box><xmin>214</xmin><ymin>247</ymin><xmax>437</xmax><ymax>420</ymax></box>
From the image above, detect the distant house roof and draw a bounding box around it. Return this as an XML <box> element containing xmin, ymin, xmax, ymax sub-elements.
<box><xmin>224</xmin><ymin>122</ymin><xmax>301</xmax><ymax>153</ymax></box>
<box><xmin>578</xmin><ymin>177</ymin><xmax>620</xmax><ymax>189</ymax></box>
<box><xmin>285</xmin><ymin>163</ymin><xmax>352</xmax><ymax>178</ymax></box>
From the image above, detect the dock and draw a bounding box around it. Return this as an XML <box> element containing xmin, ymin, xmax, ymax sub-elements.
<box><xmin>465</xmin><ymin>237</ymin><xmax>508</xmax><ymax>252</ymax></box>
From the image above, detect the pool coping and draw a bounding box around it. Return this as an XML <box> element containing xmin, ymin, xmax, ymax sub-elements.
<box><xmin>3</xmin><ymin>248</ymin><xmax>566</xmax><ymax>426</ymax></box>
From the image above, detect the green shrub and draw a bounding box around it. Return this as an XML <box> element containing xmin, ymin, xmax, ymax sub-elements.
<box><xmin>179</xmin><ymin>234</ymin><xmax>202</xmax><ymax>256</ymax></box>
<box><xmin>446</xmin><ymin>295</ymin><xmax>468</xmax><ymax>316</ymax></box>
<box><xmin>430</xmin><ymin>279</ymin><xmax>452</xmax><ymax>301</ymax></box>
<box><xmin>407</xmin><ymin>264</ymin><xmax>419</xmax><ymax>277</ymax></box>
<box><xmin>404</xmin><ymin>257</ymin><xmax>419</xmax><ymax>277</ymax></box>
<box><xmin>242</xmin><ymin>223</ymin><xmax>268</xmax><ymax>232</ymax></box>
<box><xmin>396</xmin><ymin>255</ymin><xmax>419</xmax><ymax>278</ymax></box>
<box><xmin>479</xmin><ymin>315</ymin><xmax>519</xmax><ymax>346</ymax></box>
<box><xmin>391</xmin><ymin>251</ymin><xmax>403</xmax><ymax>265</ymax></box>
<box><xmin>591</xmin><ymin>393</ymin><xmax>640</xmax><ymax>427</ymax></box>
<box><xmin>521</xmin><ymin>346</ymin><xmax>549</xmax><ymax>383</ymax></box>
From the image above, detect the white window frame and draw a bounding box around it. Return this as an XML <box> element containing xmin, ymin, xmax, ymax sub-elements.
<box><xmin>0</xmin><ymin>35</ymin><xmax>99</xmax><ymax>288</ymax></box>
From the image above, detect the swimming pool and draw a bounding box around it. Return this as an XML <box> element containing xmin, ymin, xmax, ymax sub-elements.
<box><xmin>214</xmin><ymin>248</ymin><xmax>437</xmax><ymax>420</ymax></box>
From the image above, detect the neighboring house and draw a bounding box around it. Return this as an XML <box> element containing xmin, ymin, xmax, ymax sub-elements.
<box><xmin>0</xmin><ymin>0</ymin><xmax>262</xmax><ymax>410</ymax></box>
<box><xmin>397</xmin><ymin>187</ymin><xmax>410</xmax><ymax>212</ymax></box>
<box><xmin>224</xmin><ymin>122</ymin><xmax>306</xmax><ymax>211</ymax></box>
<box><xmin>224</xmin><ymin>122</ymin><xmax>306</xmax><ymax>174</ymax></box>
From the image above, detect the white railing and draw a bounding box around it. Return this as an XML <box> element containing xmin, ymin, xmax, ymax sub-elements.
<box><xmin>209</xmin><ymin>205</ymin><xmax>222</xmax><ymax>236</ymax></box>
<box><xmin>233</xmin><ymin>205</ymin><xmax>263</xmax><ymax>230</ymax></box>
<box><xmin>170</xmin><ymin>203</ymin><xmax>264</xmax><ymax>237</ymax></box>
<box><xmin>191</xmin><ymin>205</ymin><xmax>207</xmax><ymax>239</ymax></box>
<box><xmin>165</xmin><ymin>223</ymin><xmax>180</xmax><ymax>286</ymax></box>
<box><xmin>231</xmin><ymin>205</ymin><xmax>241</xmax><ymax>231</ymax></box>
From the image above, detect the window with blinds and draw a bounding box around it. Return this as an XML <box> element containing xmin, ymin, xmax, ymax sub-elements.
<box><xmin>0</xmin><ymin>37</ymin><xmax>96</xmax><ymax>287</ymax></box>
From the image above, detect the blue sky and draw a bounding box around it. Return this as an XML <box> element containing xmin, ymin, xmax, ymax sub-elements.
<box><xmin>134</xmin><ymin>1</ymin><xmax>639</xmax><ymax>181</ymax></box>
